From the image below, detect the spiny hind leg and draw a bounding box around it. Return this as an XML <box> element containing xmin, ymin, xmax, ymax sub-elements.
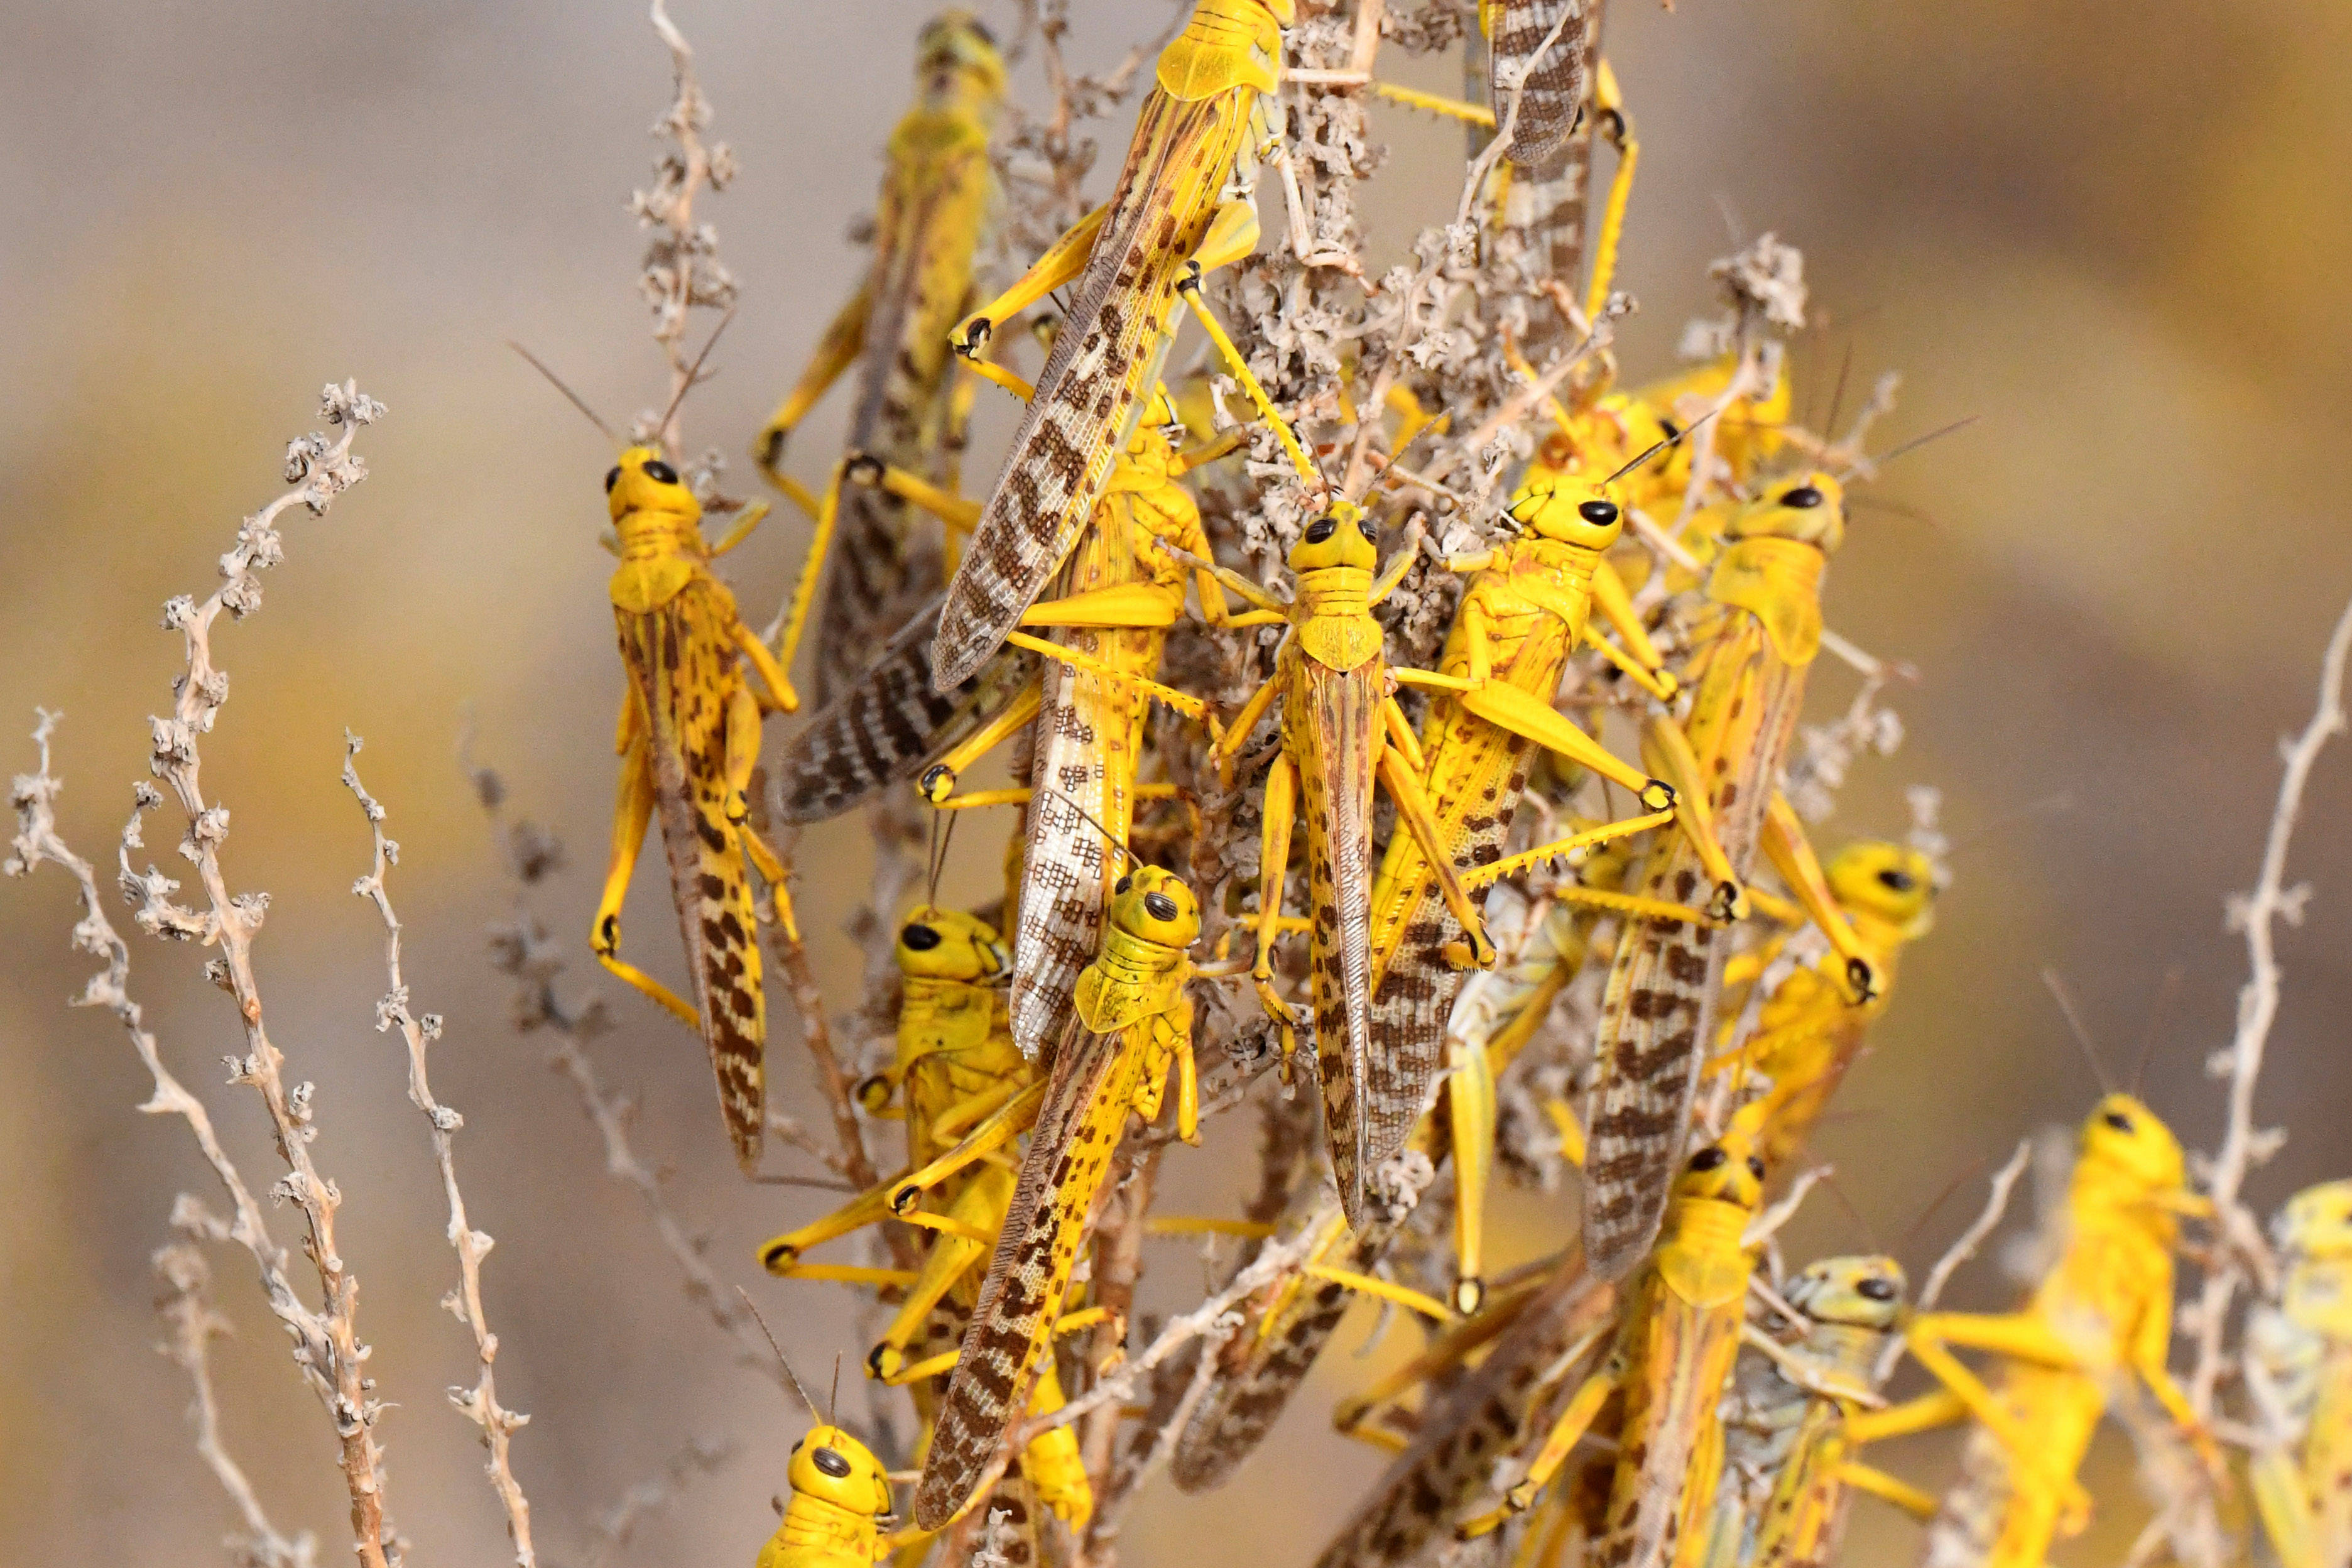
<box><xmin>1447</xmin><ymin>1029</ymin><xmax>1497</xmax><ymax>1313</ymax></box>
<box><xmin>871</xmin><ymin>1171</ymin><xmax>1008</xmax><ymax>1381</ymax></box>
<box><xmin>1252</xmin><ymin>752</ymin><xmax>1302</xmax><ymax>1060</ymax></box>
<box><xmin>1376</xmin><ymin>731</ymin><xmax>1496</xmax><ymax>968</ymax></box>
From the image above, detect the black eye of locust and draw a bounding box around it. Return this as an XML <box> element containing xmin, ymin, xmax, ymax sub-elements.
<box><xmin>1113</xmin><ymin>874</ymin><xmax>1133</xmax><ymax>895</ymax></box>
<box><xmin>1577</xmin><ymin>499</ymin><xmax>1620</xmax><ymax>526</ymax></box>
<box><xmin>1304</xmin><ymin>515</ymin><xmax>1338</xmax><ymax>543</ymax></box>
<box><xmin>1780</xmin><ymin>484</ymin><xmax>1824</xmax><ymax>509</ymax></box>
<box><xmin>1858</xmin><ymin>1278</ymin><xmax>1898</xmax><ymax>1302</ymax></box>
<box><xmin>642</xmin><ymin>458</ymin><xmax>680</xmax><ymax>486</ymax></box>
<box><xmin>900</xmin><ymin>923</ymin><xmax>942</xmax><ymax>951</ymax></box>
<box><xmin>1746</xmin><ymin>1156</ymin><xmax>1767</xmax><ymax>1179</ymax></box>
<box><xmin>1688</xmin><ymin>1147</ymin><xmax>1728</xmax><ymax>1172</ymax></box>
<box><xmin>604</xmin><ymin>466</ymin><xmax>622</xmax><ymax>493</ymax></box>
<box><xmin>1143</xmin><ymin>891</ymin><xmax>1179</xmax><ymax>922</ymax></box>
<box><xmin>2104</xmin><ymin>1110</ymin><xmax>2135</xmax><ymax>1133</ymax></box>
<box><xmin>812</xmin><ymin>1447</ymin><xmax>852</xmax><ymax>1479</ymax></box>
<box><xmin>1878</xmin><ymin>868</ymin><xmax>1917</xmax><ymax>892</ymax></box>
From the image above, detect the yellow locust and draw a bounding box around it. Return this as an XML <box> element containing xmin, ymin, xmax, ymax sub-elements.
<box><xmin>914</xmin><ymin>865</ymin><xmax>1210</xmax><ymax>1531</ymax></box>
<box><xmin>758</xmin><ymin>12</ymin><xmax>1004</xmax><ymax>703</ymax></box>
<box><xmin>2246</xmin><ymin>1178</ymin><xmax>2352</xmax><ymax>1568</ymax></box>
<box><xmin>753</xmin><ymin>1418</ymin><xmax>899</xmax><ymax>1568</ymax></box>
<box><xmin>1359</xmin><ymin>464</ymin><xmax>1742</xmax><ymax>1244</ymax></box>
<box><xmin>587</xmin><ymin>442</ymin><xmax>800</xmax><ymax>1173</ymax></box>
<box><xmin>1703</xmin><ymin>840</ymin><xmax>1937</xmax><ymax>1175</ymax></box>
<box><xmin>1699</xmin><ymin>1255</ymin><xmax>1938</xmax><ymax>1568</ymax></box>
<box><xmin>754</xmin><ymin>908</ymin><xmax>1093</xmax><ymax>1530</ymax></box>
<box><xmin>1580</xmin><ymin>471</ymin><xmax>1888</xmax><ymax>1280</ymax></box>
<box><xmin>1890</xmin><ymin>1093</ymin><xmax>2219</xmax><ymax>1567</ymax></box>
<box><xmin>928</xmin><ymin>0</ymin><xmax>1294</xmax><ymax>692</ymax></box>
<box><xmin>771</xmin><ymin>371</ymin><xmax>1238</xmax><ymax>1060</ymax></box>
<box><xmin>1171</xmin><ymin>864</ymin><xmax>1634</xmax><ymax>1493</ymax></box>
<box><xmin>1457</xmin><ymin>1104</ymin><xmax>1771</xmax><ymax>1568</ymax></box>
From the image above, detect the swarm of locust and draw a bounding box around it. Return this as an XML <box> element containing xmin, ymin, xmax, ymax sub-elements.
<box><xmin>528</xmin><ymin>6</ymin><xmax>2318</xmax><ymax>1568</ymax></box>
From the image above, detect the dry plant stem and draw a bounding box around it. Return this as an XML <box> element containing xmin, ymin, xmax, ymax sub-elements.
<box><xmin>637</xmin><ymin>0</ymin><xmax>738</xmax><ymax>452</ymax></box>
<box><xmin>2186</xmin><ymin>594</ymin><xmax>2352</xmax><ymax>1415</ymax></box>
<box><xmin>8</xmin><ymin>384</ymin><xmax>399</xmax><ymax>1568</ymax></box>
<box><xmin>1875</xmin><ymin>1139</ymin><xmax>2032</xmax><ymax>1383</ymax></box>
<box><xmin>343</xmin><ymin>737</ymin><xmax>536</xmax><ymax>1567</ymax></box>
<box><xmin>758</xmin><ymin>832</ymin><xmax>878</xmax><ymax>1190</ymax></box>
<box><xmin>1743</xmin><ymin>1165</ymin><xmax>1829</xmax><ymax>1248</ymax></box>
<box><xmin>581</xmin><ymin>1436</ymin><xmax>733</xmax><ymax>1568</ymax></box>
<box><xmin>154</xmin><ymin>1243</ymin><xmax>322</xmax><ymax>1568</ymax></box>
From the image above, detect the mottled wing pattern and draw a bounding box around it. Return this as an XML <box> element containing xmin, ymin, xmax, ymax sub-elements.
<box><xmin>1487</xmin><ymin>0</ymin><xmax>1603</xmax><ymax>176</ymax></box>
<box><xmin>616</xmin><ymin>590</ymin><xmax>765</xmax><ymax>1172</ymax></box>
<box><xmin>1364</xmin><ymin>629</ymin><xmax>1571</xmax><ymax>1190</ymax></box>
<box><xmin>1312</xmin><ymin>1263</ymin><xmax>1616</xmax><ymax>1568</ymax></box>
<box><xmin>931</xmin><ymin>87</ymin><xmax>1251</xmax><ymax>691</ymax></box>
<box><xmin>1582</xmin><ymin>617</ymin><xmax>1804</xmax><ymax>1280</ymax></box>
<box><xmin>776</xmin><ymin>594</ymin><xmax>1036</xmax><ymax>823</ymax></box>
<box><xmin>1011</xmin><ymin>504</ymin><xmax>1158</xmax><ymax>1055</ymax></box>
<box><xmin>1292</xmin><ymin>655</ymin><xmax>1386</xmax><ymax>1224</ymax></box>
<box><xmin>916</xmin><ymin>1021</ymin><xmax>1146</xmax><ymax>1530</ymax></box>
<box><xmin>1591</xmin><ymin>1296</ymin><xmax>1743</xmax><ymax>1568</ymax></box>
<box><xmin>812</xmin><ymin>138</ymin><xmax>990</xmax><ymax>701</ymax></box>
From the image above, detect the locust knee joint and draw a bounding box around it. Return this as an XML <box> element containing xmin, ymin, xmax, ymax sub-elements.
<box><xmin>1638</xmin><ymin>778</ymin><xmax>1676</xmax><ymax>812</ymax></box>
<box><xmin>955</xmin><ymin>318</ymin><xmax>991</xmax><ymax>358</ymax></box>
<box><xmin>919</xmin><ymin>763</ymin><xmax>957</xmax><ymax>803</ymax></box>
<box><xmin>844</xmin><ymin>451</ymin><xmax>885</xmax><ymax>486</ymax></box>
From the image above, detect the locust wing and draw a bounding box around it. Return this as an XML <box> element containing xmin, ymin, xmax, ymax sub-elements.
<box><xmin>930</xmin><ymin>86</ymin><xmax>1254</xmax><ymax>692</ymax></box>
<box><xmin>775</xmin><ymin>594</ymin><xmax>1035</xmax><ymax>824</ymax></box>
<box><xmin>616</xmin><ymin>588</ymin><xmax>765</xmax><ymax>1171</ymax></box>
<box><xmin>915</xmin><ymin>1018</ymin><xmax>1147</xmax><ymax>1530</ymax></box>
<box><xmin>1485</xmin><ymin>1</ymin><xmax>1604</xmax><ymax>176</ymax></box>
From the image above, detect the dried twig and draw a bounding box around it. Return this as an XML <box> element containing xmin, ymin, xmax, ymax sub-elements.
<box><xmin>8</xmin><ymin>383</ymin><xmax>399</xmax><ymax>1567</ymax></box>
<box><xmin>634</xmin><ymin>0</ymin><xmax>738</xmax><ymax>453</ymax></box>
<box><xmin>1875</xmin><ymin>1140</ymin><xmax>2032</xmax><ymax>1383</ymax></box>
<box><xmin>344</xmin><ymin>736</ymin><xmax>535</xmax><ymax>1565</ymax></box>
<box><xmin>581</xmin><ymin>1436</ymin><xmax>734</xmax><ymax>1568</ymax></box>
<box><xmin>153</xmin><ymin>1243</ymin><xmax>322</xmax><ymax>1568</ymax></box>
<box><xmin>2186</xmin><ymin>594</ymin><xmax>2352</xmax><ymax>1414</ymax></box>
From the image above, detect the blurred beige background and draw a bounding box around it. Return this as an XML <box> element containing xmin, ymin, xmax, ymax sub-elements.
<box><xmin>2</xmin><ymin>2</ymin><xmax>2346</xmax><ymax>1564</ymax></box>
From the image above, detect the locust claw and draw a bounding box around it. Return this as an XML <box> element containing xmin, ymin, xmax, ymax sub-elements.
<box><xmin>918</xmin><ymin>764</ymin><xmax>957</xmax><ymax>803</ymax></box>
<box><xmin>1638</xmin><ymin>778</ymin><xmax>1676</xmax><ymax>812</ymax></box>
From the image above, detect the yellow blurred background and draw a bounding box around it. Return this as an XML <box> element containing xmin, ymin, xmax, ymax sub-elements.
<box><xmin>2</xmin><ymin>2</ymin><xmax>2346</xmax><ymax>1563</ymax></box>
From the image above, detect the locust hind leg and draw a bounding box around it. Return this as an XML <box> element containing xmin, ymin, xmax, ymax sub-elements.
<box><xmin>594</xmin><ymin>698</ymin><xmax>697</xmax><ymax>1028</ymax></box>
<box><xmin>870</xmin><ymin>1163</ymin><xmax>1013</xmax><ymax>1383</ymax></box>
<box><xmin>1251</xmin><ymin>751</ymin><xmax>1303</xmax><ymax>1062</ymax></box>
<box><xmin>1374</xmin><ymin>724</ymin><xmax>1496</xmax><ymax>969</ymax></box>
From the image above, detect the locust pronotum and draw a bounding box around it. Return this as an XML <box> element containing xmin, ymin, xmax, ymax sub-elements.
<box><xmin>2245</xmin><ymin>1179</ymin><xmax>2352</xmax><ymax>1568</ymax></box>
<box><xmin>1579</xmin><ymin>469</ymin><xmax>1893</xmax><ymax>1280</ymax></box>
<box><xmin>755</xmin><ymin>11</ymin><xmax>1005</xmax><ymax>704</ymax></box>
<box><xmin>913</xmin><ymin>850</ymin><xmax>1222</xmax><ymax>1532</ymax></box>
<box><xmin>1886</xmin><ymin>1092</ymin><xmax>2221</xmax><ymax>1567</ymax></box>
<box><xmin>928</xmin><ymin>0</ymin><xmax>1295</xmax><ymax>692</ymax></box>
<box><xmin>514</xmin><ymin>341</ymin><xmax>798</xmax><ymax>1172</ymax></box>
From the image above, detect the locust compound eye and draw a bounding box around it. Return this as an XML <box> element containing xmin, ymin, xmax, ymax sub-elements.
<box><xmin>1577</xmin><ymin>499</ymin><xmax>1620</xmax><ymax>526</ymax></box>
<box><xmin>812</xmin><ymin>1447</ymin><xmax>852</xmax><ymax>1479</ymax></box>
<box><xmin>642</xmin><ymin>458</ymin><xmax>681</xmax><ymax>486</ymax></box>
<box><xmin>1143</xmin><ymin>891</ymin><xmax>1179</xmax><ymax>922</ymax></box>
<box><xmin>900</xmin><ymin>923</ymin><xmax>942</xmax><ymax>951</ymax></box>
<box><xmin>1114</xmin><ymin>874</ymin><xmax>1133</xmax><ymax>895</ymax></box>
<box><xmin>1688</xmin><ymin>1147</ymin><xmax>1728</xmax><ymax>1173</ymax></box>
<box><xmin>1779</xmin><ymin>484</ymin><xmax>1824</xmax><ymax>509</ymax></box>
<box><xmin>1857</xmin><ymin>1277</ymin><xmax>1898</xmax><ymax>1302</ymax></box>
<box><xmin>967</xmin><ymin>19</ymin><xmax>996</xmax><ymax>46</ymax></box>
<box><xmin>1357</xmin><ymin>513</ymin><xmax>1377</xmax><ymax>538</ymax></box>
<box><xmin>1746</xmin><ymin>1156</ymin><xmax>1767</xmax><ymax>1180</ymax></box>
<box><xmin>1658</xmin><ymin>417</ymin><xmax>1682</xmax><ymax>441</ymax></box>
<box><xmin>604</xmin><ymin>466</ymin><xmax>623</xmax><ymax>494</ymax></box>
<box><xmin>1878</xmin><ymin>868</ymin><xmax>1917</xmax><ymax>893</ymax></box>
<box><xmin>2103</xmin><ymin>1109</ymin><xmax>2135</xmax><ymax>1133</ymax></box>
<box><xmin>1304</xmin><ymin>515</ymin><xmax>1338</xmax><ymax>543</ymax></box>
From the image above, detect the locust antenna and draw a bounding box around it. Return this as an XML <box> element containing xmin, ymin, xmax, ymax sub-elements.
<box><xmin>925</xmin><ymin>806</ymin><xmax>960</xmax><ymax>912</ymax></box>
<box><xmin>1819</xmin><ymin>1170</ymin><xmax>1883</xmax><ymax>1251</ymax></box>
<box><xmin>1841</xmin><ymin>414</ymin><xmax>1981</xmax><ymax>481</ymax></box>
<box><xmin>733</xmin><ymin>1286</ymin><xmax>823</xmax><ymax>1420</ymax></box>
<box><xmin>1052</xmin><ymin>790</ymin><xmax>1135</xmax><ymax>869</ymax></box>
<box><xmin>2130</xmin><ymin>964</ymin><xmax>2184</xmax><ymax>1097</ymax></box>
<box><xmin>509</xmin><ymin>341</ymin><xmax>619</xmax><ymax>445</ymax></box>
<box><xmin>829</xmin><ymin>1353</ymin><xmax>843</xmax><ymax>1428</ymax></box>
<box><xmin>1821</xmin><ymin>340</ymin><xmax>1856</xmax><ymax>446</ymax></box>
<box><xmin>1603</xmin><ymin>406</ymin><xmax>1721</xmax><ymax>488</ymax></box>
<box><xmin>1899</xmin><ymin>1155</ymin><xmax>1991</xmax><ymax>1251</ymax></box>
<box><xmin>2039</xmin><ymin>969</ymin><xmax>2114</xmax><ymax>1094</ymax></box>
<box><xmin>656</xmin><ymin>305</ymin><xmax>739</xmax><ymax>445</ymax></box>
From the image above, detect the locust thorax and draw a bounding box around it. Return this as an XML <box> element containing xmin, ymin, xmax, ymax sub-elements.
<box><xmin>1158</xmin><ymin>0</ymin><xmax>1290</xmax><ymax>98</ymax></box>
<box><xmin>1825</xmin><ymin>842</ymin><xmax>1937</xmax><ymax>942</ymax></box>
<box><xmin>1106</xmin><ymin>423</ymin><xmax>1179</xmax><ymax>494</ymax></box>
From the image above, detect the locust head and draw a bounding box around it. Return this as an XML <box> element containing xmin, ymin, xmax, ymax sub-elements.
<box><xmin>895</xmin><ymin>906</ymin><xmax>1007</xmax><ymax>982</ymax></box>
<box><xmin>1784</xmin><ymin>1254</ymin><xmax>1908</xmax><ymax>1331</ymax></box>
<box><xmin>1106</xmin><ymin>866</ymin><xmax>1200</xmax><ymax>949</ymax></box>
<box><xmin>2077</xmin><ymin>1094</ymin><xmax>2203</xmax><ymax>1219</ymax></box>
<box><xmin>606</xmin><ymin>445</ymin><xmax>699</xmax><ymax>525</ymax></box>
<box><xmin>787</xmin><ymin>1423</ymin><xmax>894</xmax><ymax>1518</ymax></box>
<box><xmin>1505</xmin><ymin>475</ymin><xmax>1625</xmax><ymax>552</ymax></box>
<box><xmin>1826</xmin><ymin>841</ymin><xmax>1937</xmax><ymax>940</ymax></box>
<box><xmin>1675</xmin><ymin>1109</ymin><xmax>1768</xmax><ymax>1212</ymax></box>
<box><xmin>1725</xmin><ymin>470</ymin><xmax>1845</xmax><ymax>554</ymax></box>
<box><xmin>2275</xmin><ymin>1179</ymin><xmax>2352</xmax><ymax>1265</ymax></box>
<box><xmin>917</xmin><ymin>11</ymin><xmax>1006</xmax><ymax>111</ymax></box>
<box><xmin>1285</xmin><ymin>503</ymin><xmax>1378</xmax><ymax>574</ymax></box>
